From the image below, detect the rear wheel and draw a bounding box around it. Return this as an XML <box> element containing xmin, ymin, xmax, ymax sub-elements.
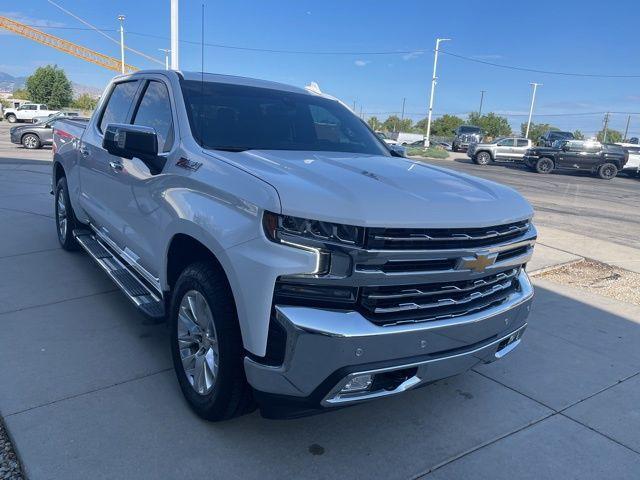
<box><xmin>6</xmin><ymin>114</ymin><xmax>16</xmax><ymax>123</ymax></box>
<box><xmin>22</xmin><ymin>133</ymin><xmax>41</xmax><ymax>149</ymax></box>
<box><xmin>597</xmin><ymin>163</ymin><xmax>618</xmax><ymax>180</ymax></box>
<box><xmin>474</xmin><ymin>151</ymin><xmax>492</xmax><ymax>165</ymax></box>
<box><xmin>54</xmin><ymin>177</ymin><xmax>79</xmax><ymax>251</ymax></box>
<box><xmin>535</xmin><ymin>157</ymin><xmax>554</xmax><ymax>174</ymax></box>
<box><xmin>170</xmin><ymin>262</ymin><xmax>254</xmax><ymax>421</ymax></box>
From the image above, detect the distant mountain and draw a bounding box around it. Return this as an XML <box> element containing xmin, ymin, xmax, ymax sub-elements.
<box><xmin>0</xmin><ymin>72</ymin><xmax>27</xmax><ymax>93</ymax></box>
<box><xmin>0</xmin><ymin>72</ymin><xmax>101</xmax><ymax>98</ymax></box>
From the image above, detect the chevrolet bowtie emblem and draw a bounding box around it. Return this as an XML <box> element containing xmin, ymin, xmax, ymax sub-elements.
<box><xmin>460</xmin><ymin>252</ymin><xmax>498</xmax><ymax>272</ymax></box>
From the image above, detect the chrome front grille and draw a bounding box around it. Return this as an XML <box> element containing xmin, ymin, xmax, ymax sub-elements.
<box><xmin>366</xmin><ymin>220</ymin><xmax>530</xmax><ymax>250</ymax></box>
<box><xmin>360</xmin><ymin>268</ymin><xmax>520</xmax><ymax>325</ymax></box>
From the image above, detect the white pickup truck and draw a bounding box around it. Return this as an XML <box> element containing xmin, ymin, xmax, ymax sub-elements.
<box><xmin>52</xmin><ymin>70</ymin><xmax>536</xmax><ymax>420</ymax></box>
<box><xmin>4</xmin><ymin>103</ymin><xmax>59</xmax><ymax>123</ymax></box>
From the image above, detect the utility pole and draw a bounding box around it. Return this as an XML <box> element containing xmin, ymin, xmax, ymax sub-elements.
<box><xmin>117</xmin><ymin>15</ymin><xmax>125</xmax><ymax>74</ymax></box>
<box><xmin>359</xmin><ymin>105</ymin><xmax>363</xmax><ymax>119</ymax></box>
<box><xmin>170</xmin><ymin>0</ymin><xmax>179</xmax><ymax>70</ymax></box>
<box><xmin>525</xmin><ymin>82</ymin><xmax>542</xmax><ymax>139</ymax></box>
<box><xmin>352</xmin><ymin>100</ymin><xmax>356</xmax><ymax>112</ymax></box>
<box><xmin>602</xmin><ymin>112</ymin><xmax>610</xmax><ymax>143</ymax></box>
<box><xmin>425</xmin><ymin>37</ymin><xmax>451</xmax><ymax>147</ymax></box>
<box><xmin>478</xmin><ymin>90</ymin><xmax>486</xmax><ymax>116</ymax></box>
<box><xmin>159</xmin><ymin>49</ymin><xmax>171</xmax><ymax>70</ymax></box>
<box><xmin>623</xmin><ymin>114</ymin><xmax>631</xmax><ymax>142</ymax></box>
<box><xmin>401</xmin><ymin>97</ymin><xmax>406</xmax><ymax>121</ymax></box>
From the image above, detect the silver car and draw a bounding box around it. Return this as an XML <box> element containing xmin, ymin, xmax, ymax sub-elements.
<box><xmin>467</xmin><ymin>137</ymin><xmax>533</xmax><ymax>165</ymax></box>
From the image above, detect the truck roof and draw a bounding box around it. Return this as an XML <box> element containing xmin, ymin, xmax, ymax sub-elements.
<box><xmin>121</xmin><ymin>69</ymin><xmax>310</xmax><ymax>95</ymax></box>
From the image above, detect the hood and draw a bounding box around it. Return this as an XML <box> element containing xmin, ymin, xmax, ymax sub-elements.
<box><xmin>204</xmin><ymin>150</ymin><xmax>533</xmax><ymax>228</ymax></box>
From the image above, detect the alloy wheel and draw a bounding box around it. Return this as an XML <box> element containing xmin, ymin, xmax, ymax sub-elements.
<box><xmin>23</xmin><ymin>135</ymin><xmax>38</xmax><ymax>149</ymax></box>
<box><xmin>56</xmin><ymin>189</ymin><xmax>67</xmax><ymax>242</ymax></box>
<box><xmin>177</xmin><ymin>290</ymin><xmax>219</xmax><ymax>395</ymax></box>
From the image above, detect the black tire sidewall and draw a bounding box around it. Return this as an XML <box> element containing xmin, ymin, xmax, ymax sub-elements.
<box><xmin>55</xmin><ymin>177</ymin><xmax>79</xmax><ymax>250</ymax></box>
<box><xmin>169</xmin><ymin>263</ymin><xmax>248</xmax><ymax>421</ymax></box>
<box><xmin>536</xmin><ymin>158</ymin><xmax>553</xmax><ymax>174</ymax></box>
<box><xmin>23</xmin><ymin>134</ymin><xmax>40</xmax><ymax>149</ymax></box>
<box><xmin>598</xmin><ymin>163</ymin><xmax>617</xmax><ymax>180</ymax></box>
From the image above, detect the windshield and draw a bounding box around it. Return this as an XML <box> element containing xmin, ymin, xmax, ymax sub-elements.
<box><xmin>181</xmin><ymin>80</ymin><xmax>389</xmax><ymax>155</ymax></box>
<box><xmin>550</xmin><ymin>131</ymin><xmax>573</xmax><ymax>140</ymax></box>
<box><xmin>458</xmin><ymin>126</ymin><xmax>482</xmax><ymax>134</ymax></box>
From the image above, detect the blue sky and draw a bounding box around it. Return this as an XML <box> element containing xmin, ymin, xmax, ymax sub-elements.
<box><xmin>1</xmin><ymin>0</ymin><xmax>639</xmax><ymax>136</ymax></box>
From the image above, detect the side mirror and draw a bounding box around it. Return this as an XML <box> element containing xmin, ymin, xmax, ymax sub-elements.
<box><xmin>103</xmin><ymin>123</ymin><xmax>158</xmax><ymax>162</ymax></box>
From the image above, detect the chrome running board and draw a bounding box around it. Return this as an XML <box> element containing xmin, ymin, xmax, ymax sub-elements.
<box><xmin>73</xmin><ymin>229</ymin><xmax>165</xmax><ymax>320</ymax></box>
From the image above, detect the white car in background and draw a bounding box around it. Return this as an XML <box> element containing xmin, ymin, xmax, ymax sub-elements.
<box><xmin>616</xmin><ymin>143</ymin><xmax>640</xmax><ymax>175</ymax></box>
<box><xmin>3</xmin><ymin>103</ymin><xmax>59</xmax><ymax>123</ymax></box>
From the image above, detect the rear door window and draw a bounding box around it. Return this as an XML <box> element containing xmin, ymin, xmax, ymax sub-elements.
<box><xmin>131</xmin><ymin>80</ymin><xmax>175</xmax><ymax>153</ymax></box>
<box><xmin>516</xmin><ymin>139</ymin><xmax>529</xmax><ymax>147</ymax></box>
<box><xmin>99</xmin><ymin>81</ymin><xmax>139</xmax><ymax>133</ymax></box>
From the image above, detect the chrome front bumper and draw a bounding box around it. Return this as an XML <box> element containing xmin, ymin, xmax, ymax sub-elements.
<box><xmin>245</xmin><ymin>271</ymin><xmax>533</xmax><ymax>409</ymax></box>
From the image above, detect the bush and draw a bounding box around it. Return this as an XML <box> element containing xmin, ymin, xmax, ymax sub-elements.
<box><xmin>406</xmin><ymin>146</ymin><xmax>449</xmax><ymax>159</ymax></box>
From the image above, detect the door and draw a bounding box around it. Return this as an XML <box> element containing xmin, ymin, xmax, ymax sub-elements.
<box><xmin>556</xmin><ymin>140</ymin><xmax>583</xmax><ymax>169</ymax></box>
<box><xmin>513</xmin><ymin>139</ymin><xmax>530</xmax><ymax>159</ymax></box>
<box><xmin>112</xmin><ymin>79</ymin><xmax>176</xmax><ymax>280</ymax></box>
<box><xmin>18</xmin><ymin>104</ymin><xmax>38</xmax><ymax>121</ymax></box>
<box><xmin>78</xmin><ymin>79</ymin><xmax>141</xmax><ymax>238</ymax></box>
<box><xmin>494</xmin><ymin>138</ymin><xmax>515</xmax><ymax>160</ymax></box>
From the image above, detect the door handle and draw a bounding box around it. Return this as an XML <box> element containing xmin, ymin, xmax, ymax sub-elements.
<box><xmin>109</xmin><ymin>161</ymin><xmax>123</xmax><ymax>172</ymax></box>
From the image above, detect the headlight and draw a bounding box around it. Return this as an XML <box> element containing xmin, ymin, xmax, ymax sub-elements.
<box><xmin>263</xmin><ymin>211</ymin><xmax>364</xmax><ymax>247</ymax></box>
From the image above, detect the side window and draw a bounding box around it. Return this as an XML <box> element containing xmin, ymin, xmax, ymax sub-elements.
<box><xmin>41</xmin><ymin>105</ymin><xmax>48</xmax><ymax>111</ymax></box>
<box><xmin>496</xmin><ymin>139</ymin><xmax>514</xmax><ymax>147</ymax></box>
<box><xmin>132</xmin><ymin>81</ymin><xmax>174</xmax><ymax>153</ymax></box>
<box><xmin>516</xmin><ymin>139</ymin><xmax>529</xmax><ymax>147</ymax></box>
<box><xmin>99</xmin><ymin>81</ymin><xmax>139</xmax><ymax>133</ymax></box>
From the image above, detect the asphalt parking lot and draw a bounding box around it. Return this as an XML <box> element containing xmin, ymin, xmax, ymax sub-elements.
<box><xmin>1</xmin><ymin>121</ymin><xmax>639</xmax><ymax>479</ymax></box>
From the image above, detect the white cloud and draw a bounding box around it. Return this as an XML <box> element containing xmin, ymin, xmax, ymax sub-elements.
<box><xmin>354</xmin><ymin>59</ymin><xmax>371</xmax><ymax>67</ymax></box>
<box><xmin>402</xmin><ymin>51</ymin><xmax>424</xmax><ymax>61</ymax></box>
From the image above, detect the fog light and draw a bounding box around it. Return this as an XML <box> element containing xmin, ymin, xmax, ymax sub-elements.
<box><xmin>340</xmin><ymin>374</ymin><xmax>373</xmax><ymax>393</ymax></box>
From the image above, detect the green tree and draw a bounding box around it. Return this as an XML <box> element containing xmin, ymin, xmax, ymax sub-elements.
<box><xmin>468</xmin><ymin>112</ymin><xmax>511</xmax><ymax>138</ymax></box>
<box><xmin>573</xmin><ymin>129</ymin><xmax>585</xmax><ymax>140</ymax></box>
<box><xmin>25</xmin><ymin>65</ymin><xmax>73</xmax><ymax>109</ymax></box>
<box><xmin>71</xmin><ymin>93</ymin><xmax>98</xmax><ymax>111</ymax></box>
<box><xmin>521</xmin><ymin>122</ymin><xmax>557</xmax><ymax>142</ymax></box>
<box><xmin>596</xmin><ymin>129</ymin><xmax>622</xmax><ymax>143</ymax></box>
<box><xmin>381</xmin><ymin>115</ymin><xmax>413</xmax><ymax>132</ymax></box>
<box><xmin>11</xmin><ymin>88</ymin><xmax>29</xmax><ymax>99</ymax></box>
<box><xmin>420</xmin><ymin>114</ymin><xmax>464</xmax><ymax>136</ymax></box>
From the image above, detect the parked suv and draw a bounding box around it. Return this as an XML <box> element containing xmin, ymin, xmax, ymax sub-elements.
<box><xmin>524</xmin><ymin>139</ymin><xmax>628</xmax><ymax>179</ymax></box>
<box><xmin>452</xmin><ymin>125</ymin><xmax>483</xmax><ymax>152</ymax></box>
<box><xmin>52</xmin><ymin>70</ymin><xmax>535</xmax><ymax>420</ymax></box>
<box><xmin>3</xmin><ymin>103</ymin><xmax>59</xmax><ymax>123</ymax></box>
<box><xmin>538</xmin><ymin>130</ymin><xmax>574</xmax><ymax>147</ymax></box>
<box><xmin>467</xmin><ymin>137</ymin><xmax>533</xmax><ymax>165</ymax></box>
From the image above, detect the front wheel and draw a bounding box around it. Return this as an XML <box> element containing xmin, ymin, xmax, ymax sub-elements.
<box><xmin>6</xmin><ymin>114</ymin><xmax>16</xmax><ymax>123</ymax></box>
<box><xmin>535</xmin><ymin>157</ymin><xmax>554</xmax><ymax>174</ymax></box>
<box><xmin>597</xmin><ymin>163</ymin><xmax>618</xmax><ymax>180</ymax></box>
<box><xmin>474</xmin><ymin>151</ymin><xmax>492</xmax><ymax>165</ymax></box>
<box><xmin>170</xmin><ymin>262</ymin><xmax>254</xmax><ymax>421</ymax></box>
<box><xmin>22</xmin><ymin>133</ymin><xmax>41</xmax><ymax>149</ymax></box>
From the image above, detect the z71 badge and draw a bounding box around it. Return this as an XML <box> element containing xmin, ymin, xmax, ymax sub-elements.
<box><xmin>176</xmin><ymin>157</ymin><xmax>202</xmax><ymax>171</ymax></box>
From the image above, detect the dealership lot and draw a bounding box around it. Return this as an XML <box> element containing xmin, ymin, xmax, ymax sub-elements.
<box><xmin>1</xmin><ymin>122</ymin><xmax>639</xmax><ymax>479</ymax></box>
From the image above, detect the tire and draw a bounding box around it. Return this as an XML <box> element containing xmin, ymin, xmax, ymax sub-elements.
<box><xmin>597</xmin><ymin>163</ymin><xmax>618</xmax><ymax>180</ymax></box>
<box><xmin>535</xmin><ymin>157</ymin><xmax>554</xmax><ymax>174</ymax></box>
<box><xmin>54</xmin><ymin>177</ymin><xmax>80</xmax><ymax>251</ymax></box>
<box><xmin>22</xmin><ymin>133</ymin><xmax>41</xmax><ymax>149</ymax></box>
<box><xmin>170</xmin><ymin>262</ymin><xmax>254</xmax><ymax>421</ymax></box>
<box><xmin>474</xmin><ymin>151</ymin><xmax>492</xmax><ymax>165</ymax></box>
<box><xmin>6</xmin><ymin>114</ymin><xmax>16</xmax><ymax>123</ymax></box>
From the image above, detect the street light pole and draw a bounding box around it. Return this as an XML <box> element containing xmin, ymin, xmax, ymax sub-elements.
<box><xmin>170</xmin><ymin>0</ymin><xmax>179</xmax><ymax>70</ymax></box>
<box><xmin>425</xmin><ymin>37</ymin><xmax>450</xmax><ymax>147</ymax></box>
<box><xmin>525</xmin><ymin>82</ymin><xmax>542</xmax><ymax>139</ymax></box>
<box><xmin>478</xmin><ymin>90</ymin><xmax>486</xmax><ymax>116</ymax></box>
<box><xmin>117</xmin><ymin>15</ymin><xmax>125</xmax><ymax>74</ymax></box>
<box><xmin>159</xmin><ymin>49</ymin><xmax>171</xmax><ymax>70</ymax></box>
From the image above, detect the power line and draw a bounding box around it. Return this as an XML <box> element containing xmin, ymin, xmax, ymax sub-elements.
<box><xmin>439</xmin><ymin>50</ymin><xmax>640</xmax><ymax>78</ymax></box>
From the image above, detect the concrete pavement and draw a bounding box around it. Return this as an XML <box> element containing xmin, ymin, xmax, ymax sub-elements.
<box><xmin>1</xmin><ymin>140</ymin><xmax>640</xmax><ymax>478</ymax></box>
